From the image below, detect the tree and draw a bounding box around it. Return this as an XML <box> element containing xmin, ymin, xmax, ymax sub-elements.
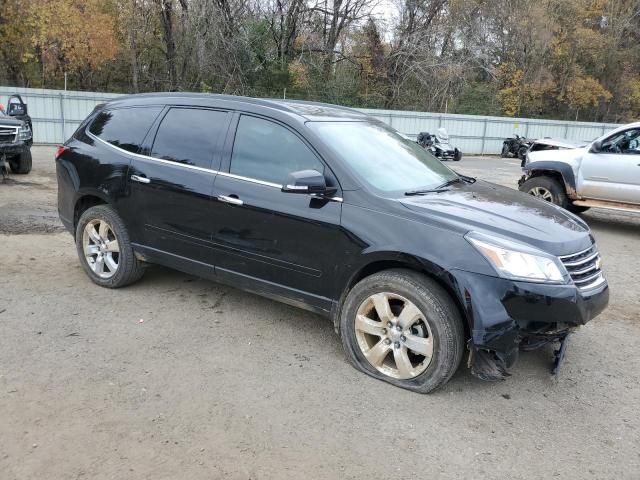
<box><xmin>26</xmin><ymin>0</ymin><xmax>121</xmax><ymax>88</ymax></box>
<box><xmin>1</xmin><ymin>0</ymin><xmax>639</xmax><ymax>121</ymax></box>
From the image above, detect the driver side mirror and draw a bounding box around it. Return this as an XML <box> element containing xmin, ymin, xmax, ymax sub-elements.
<box><xmin>590</xmin><ymin>140</ymin><xmax>602</xmax><ymax>153</ymax></box>
<box><xmin>281</xmin><ymin>169</ymin><xmax>337</xmax><ymax>196</ymax></box>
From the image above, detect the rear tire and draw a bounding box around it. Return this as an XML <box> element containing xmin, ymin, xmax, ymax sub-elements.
<box><xmin>75</xmin><ymin>205</ymin><xmax>145</xmax><ymax>288</ymax></box>
<box><xmin>453</xmin><ymin>148</ymin><xmax>462</xmax><ymax>161</ymax></box>
<box><xmin>9</xmin><ymin>150</ymin><xmax>32</xmax><ymax>174</ymax></box>
<box><xmin>519</xmin><ymin>176</ymin><xmax>587</xmax><ymax>213</ymax></box>
<box><xmin>340</xmin><ymin>269</ymin><xmax>465</xmax><ymax>393</ymax></box>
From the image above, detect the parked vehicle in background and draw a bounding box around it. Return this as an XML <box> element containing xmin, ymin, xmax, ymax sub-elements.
<box><xmin>417</xmin><ymin>128</ymin><xmax>462</xmax><ymax>161</ymax></box>
<box><xmin>0</xmin><ymin>94</ymin><xmax>33</xmax><ymax>175</ymax></box>
<box><xmin>519</xmin><ymin>122</ymin><xmax>640</xmax><ymax>214</ymax></box>
<box><xmin>501</xmin><ymin>134</ymin><xmax>532</xmax><ymax>161</ymax></box>
<box><xmin>56</xmin><ymin>93</ymin><xmax>608</xmax><ymax>393</ymax></box>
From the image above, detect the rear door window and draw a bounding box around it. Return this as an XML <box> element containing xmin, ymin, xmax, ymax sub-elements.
<box><xmin>230</xmin><ymin>115</ymin><xmax>323</xmax><ymax>184</ymax></box>
<box><xmin>88</xmin><ymin>107</ymin><xmax>161</xmax><ymax>153</ymax></box>
<box><xmin>151</xmin><ymin>108</ymin><xmax>229</xmax><ymax>169</ymax></box>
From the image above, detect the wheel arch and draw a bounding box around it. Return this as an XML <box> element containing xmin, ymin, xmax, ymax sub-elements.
<box><xmin>522</xmin><ymin>161</ymin><xmax>578</xmax><ymax>198</ymax></box>
<box><xmin>73</xmin><ymin>192</ymin><xmax>109</xmax><ymax>229</ymax></box>
<box><xmin>332</xmin><ymin>253</ymin><xmax>471</xmax><ymax>342</ymax></box>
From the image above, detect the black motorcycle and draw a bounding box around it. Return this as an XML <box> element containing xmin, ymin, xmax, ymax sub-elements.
<box><xmin>501</xmin><ymin>134</ymin><xmax>532</xmax><ymax>160</ymax></box>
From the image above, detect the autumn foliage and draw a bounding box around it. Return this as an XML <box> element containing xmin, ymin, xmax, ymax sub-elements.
<box><xmin>1</xmin><ymin>0</ymin><xmax>639</xmax><ymax>122</ymax></box>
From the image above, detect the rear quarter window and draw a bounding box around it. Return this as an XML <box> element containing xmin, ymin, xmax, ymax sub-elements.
<box><xmin>88</xmin><ymin>107</ymin><xmax>161</xmax><ymax>153</ymax></box>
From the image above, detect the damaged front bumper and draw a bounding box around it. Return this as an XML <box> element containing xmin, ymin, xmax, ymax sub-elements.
<box><xmin>0</xmin><ymin>138</ymin><xmax>32</xmax><ymax>158</ymax></box>
<box><xmin>450</xmin><ymin>269</ymin><xmax>609</xmax><ymax>380</ymax></box>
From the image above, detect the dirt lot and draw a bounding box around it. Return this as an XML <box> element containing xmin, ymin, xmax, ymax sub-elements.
<box><xmin>1</xmin><ymin>147</ymin><xmax>639</xmax><ymax>479</ymax></box>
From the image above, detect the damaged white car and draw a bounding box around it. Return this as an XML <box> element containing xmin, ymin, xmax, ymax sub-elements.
<box><xmin>518</xmin><ymin>123</ymin><xmax>640</xmax><ymax>214</ymax></box>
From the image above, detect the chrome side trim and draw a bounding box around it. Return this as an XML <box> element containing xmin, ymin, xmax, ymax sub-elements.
<box><xmin>88</xmin><ymin>130</ymin><xmax>344</xmax><ymax>201</ymax></box>
<box><xmin>219</xmin><ymin>171</ymin><xmax>281</xmax><ymax>188</ymax></box>
<box><xmin>88</xmin><ymin>131</ymin><xmax>217</xmax><ymax>175</ymax></box>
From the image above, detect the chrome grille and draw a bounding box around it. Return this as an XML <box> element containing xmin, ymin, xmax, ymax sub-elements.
<box><xmin>0</xmin><ymin>125</ymin><xmax>18</xmax><ymax>144</ymax></box>
<box><xmin>559</xmin><ymin>244</ymin><xmax>605</xmax><ymax>291</ymax></box>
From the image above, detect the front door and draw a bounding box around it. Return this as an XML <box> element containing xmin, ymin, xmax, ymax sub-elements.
<box><xmin>210</xmin><ymin>114</ymin><xmax>344</xmax><ymax>309</ymax></box>
<box><xmin>127</xmin><ymin>107</ymin><xmax>231</xmax><ymax>263</ymax></box>
<box><xmin>579</xmin><ymin>128</ymin><xmax>640</xmax><ymax>204</ymax></box>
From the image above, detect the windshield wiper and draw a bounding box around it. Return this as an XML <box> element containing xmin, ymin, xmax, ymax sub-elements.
<box><xmin>404</xmin><ymin>188</ymin><xmax>449</xmax><ymax>196</ymax></box>
<box><xmin>458</xmin><ymin>174</ymin><xmax>477</xmax><ymax>183</ymax></box>
<box><xmin>435</xmin><ymin>178</ymin><xmax>463</xmax><ymax>189</ymax></box>
<box><xmin>405</xmin><ymin>174</ymin><xmax>477</xmax><ymax>196</ymax></box>
<box><xmin>434</xmin><ymin>175</ymin><xmax>476</xmax><ymax>190</ymax></box>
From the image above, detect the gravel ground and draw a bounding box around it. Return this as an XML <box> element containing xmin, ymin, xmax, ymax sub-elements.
<box><xmin>1</xmin><ymin>147</ymin><xmax>639</xmax><ymax>479</ymax></box>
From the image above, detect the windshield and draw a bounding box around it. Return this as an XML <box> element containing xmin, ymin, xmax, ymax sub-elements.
<box><xmin>308</xmin><ymin>121</ymin><xmax>458</xmax><ymax>193</ymax></box>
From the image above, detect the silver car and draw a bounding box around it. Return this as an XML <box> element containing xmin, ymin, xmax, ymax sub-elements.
<box><xmin>518</xmin><ymin>122</ymin><xmax>640</xmax><ymax>214</ymax></box>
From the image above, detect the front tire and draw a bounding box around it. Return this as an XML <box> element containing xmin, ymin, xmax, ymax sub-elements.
<box><xmin>453</xmin><ymin>148</ymin><xmax>462</xmax><ymax>161</ymax></box>
<box><xmin>519</xmin><ymin>175</ymin><xmax>587</xmax><ymax>213</ymax></box>
<box><xmin>340</xmin><ymin>269</ymin><xmax>465</xmax><ymax>393</ymax></box>
<box><xmin>9</xmin><ymin>150</ymin><xmax>32</xmax><ymax>174</ymax></box>
<box><xmin>75</xmin><ymin>205</ymin><xmax>145</xmax><ymax>288</ymax></box>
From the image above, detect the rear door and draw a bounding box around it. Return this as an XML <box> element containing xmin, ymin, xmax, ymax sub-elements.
<box><xmin>579</xmin><ymin>128</ymin><xmax>640</xmax><ymax>204</ymax></box>
<box><xmin>126</xmin><ymin>107</ymin><xmax>231</xmax><ymax>263</ymax></box>
<box><xmin>85</xmin><ymin>106</ymin><xmax>164</xmax><ymax>244</ymax></box>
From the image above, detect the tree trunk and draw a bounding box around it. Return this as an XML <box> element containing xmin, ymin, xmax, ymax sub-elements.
<box><xmin>129</xmin><ymin>0</ymin><xmax>139</xmax><ymax>93</ymax></box>
<box><xmin>157</xmin><ymin>0</ymin><xmax>177</xmax><ymax>90</ymax></box>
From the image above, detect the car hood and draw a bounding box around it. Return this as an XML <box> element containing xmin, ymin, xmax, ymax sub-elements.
<box><xmin>533</xmin><ymin>138</ymin><xmax>586</xmax><ymax>149</ymax></box>
<box><xmin>0</xmin><ymin>115</ymin><xmax>24</xmax><ymax>127</ymax></box>
<box><xmin>527</xmin><ymin>146</ymin><xmax>586</xmax><ymax>164</ymax></box>
<box><xmin>399</xmin><ymin>180</ymin><xmax>591</xmax><ymax>256</ymax></box>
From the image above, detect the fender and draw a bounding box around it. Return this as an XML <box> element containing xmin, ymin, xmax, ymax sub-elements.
<box><xmin>521</xmin><ymin>161</ymin><xmax>578</xmax><ymax>199</ymax></box>
<box><xmin>331</xmin><ymin>250</ymin><xmax>468</xmax><ymax>335</ymax></box>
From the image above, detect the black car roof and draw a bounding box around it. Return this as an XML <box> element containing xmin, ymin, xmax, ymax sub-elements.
<box><xmin>105</xmin><ymin>92</ymin><xmax>369</xmax><ymax>121</ymax></box>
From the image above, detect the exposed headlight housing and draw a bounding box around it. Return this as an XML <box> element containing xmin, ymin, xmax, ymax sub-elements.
<box><xmin>18</xmin><ymin>123</ymin><xmax>32</xmax><ymax>140</ymax></box>
<box><xmin>466</xmin><ymin>231</ymin><xmax>567</xmax><ymax>283</ymax></box>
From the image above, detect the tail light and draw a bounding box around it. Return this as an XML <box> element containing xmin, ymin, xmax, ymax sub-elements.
<box><xmin>55</xmin><ymin>145</ymin><xmax>67</xmax><ymax>160</ymax></box>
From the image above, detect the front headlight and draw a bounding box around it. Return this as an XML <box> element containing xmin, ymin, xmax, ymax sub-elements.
<box><xmin>18</xmin><ymin>124</ymin><xmax>32</xmax><ymax>140</ymax></box>
<box><xmin>466</xmin><ymin>231</ymin><xmax>566</xmax><ymax>283</ymax></box>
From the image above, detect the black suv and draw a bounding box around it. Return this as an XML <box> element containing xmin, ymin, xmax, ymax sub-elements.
<box><xmin>56</xmin><ymin>94</ymin><xmax>609</xmax><ymax>393</ymax></box>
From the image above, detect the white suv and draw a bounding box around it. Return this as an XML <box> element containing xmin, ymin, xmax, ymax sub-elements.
<box><xmin>518</xmin><ymin>122</ymin><xmax>640</xmax><ymax>213</ymax></box>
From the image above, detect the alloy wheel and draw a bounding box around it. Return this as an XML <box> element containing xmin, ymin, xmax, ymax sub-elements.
<box><xmin>528</xmin><ymin>186</ymin><xmax>553</xmax><ymax>202</ymax></box>
<box><xmin>82</xmin><ymin>219</ymin><xmax>120</xmax><ymax>279</ymax></box>
<box><xmin>354</xmin><ymin>292</ymin><xmax>434</xmax><ymax>380</ymax></box>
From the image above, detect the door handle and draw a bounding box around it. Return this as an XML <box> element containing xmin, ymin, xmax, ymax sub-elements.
<box><xmin>217</xmin><ymin>194</ymin><xmax>244</xmax><ymax>206</ymax></box>
<box><xmin>131</xmin><ymin>174</ymin><xmax>150</xmax><ymax>184</ymax></box>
